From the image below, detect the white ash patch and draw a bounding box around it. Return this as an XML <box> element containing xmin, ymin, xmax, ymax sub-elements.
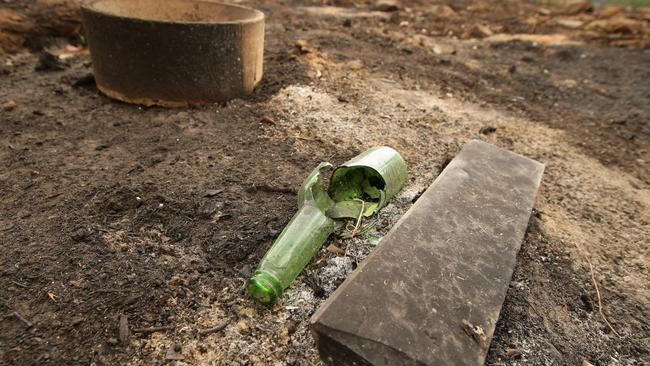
<box><xmin>317</xmin><ymin>256</ymin><xmax>354</xmax><ymax>294</ymax></box>
<box><xmin>281</xmin><ymin>284</ymin><xmax>317</xmax><ymax>314</ymax></box>
<box><xmin>312</xmin><ymin>200</ymin><xmax>416</xmax><ymax>296</ymax></box>
<box><xmin>342</xmin><ymin>235</ymin><xmax>374</xmax><ymax>264</ymax></box>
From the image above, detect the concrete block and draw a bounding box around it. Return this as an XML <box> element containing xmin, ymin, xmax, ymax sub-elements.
<box><xmin>311</xmin><ymin>140</ymin><xmax>545</xmax><ymax>366</ymax></box>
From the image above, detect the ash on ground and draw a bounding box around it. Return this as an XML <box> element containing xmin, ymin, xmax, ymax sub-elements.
<box><xmin>314</xmin><ymin>199</ymin><xmax>415</xmax><ymax>296</ymax></box>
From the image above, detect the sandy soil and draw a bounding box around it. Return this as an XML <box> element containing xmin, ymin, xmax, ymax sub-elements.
<box><xmin>1</xmin><ymin>1</ymin><xmax>649</xmax><ymax>365</ymax></box>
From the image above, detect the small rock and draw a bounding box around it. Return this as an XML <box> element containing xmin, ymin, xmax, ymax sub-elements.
<box><xmin>71</xmin><ymin>317</ymin><xmax>84</xmax><ymax>326</ymax></box>
<box><xmin>586</xmin><ymin>16</ymin><xmax>644</xmax><ymax>35</ymax></box>
<box><xmin>469</xmin><ymin>24</ymin><xmax>493</xmax><ymax>38</ymax></box>
<box><xmin>260</xmin><ymin>116</ymin><xmax>275</xmax><ymax>125</ymax></box>
<box><xmin>239</xmin><ymin>264</ymin><xmax>252</xmax><ymax>278</ymax></box>
<box><xmin>505</xmin><ymin>347</ymin><xmax>522</xmax><ymax>358</ymax></box>
<box><xmin>3</xmin><ymin>100</ymin><xmax>17</xmax><ymax>111</ymax></box>
<box><xmin>580</xmin><ymin>293</ymin><xmax>594</xmax><ymax>312</ymax></box>
<box><xmin>344</xmin><ymin>59</ymin><xmax>364</xmax><ymax>71</ymax></box>
<box><xmin>295</xmin><ymin>40</ymin><xmax>312</xmax><ymax>54</ymax></box>
<box><xmin>557</xmin><ymin>0</ymin><xmax>591</xmax><ymax>15</ymax></box>
<box><xmin>203</xmin><ymin>189</ymin><xmax>224</xmax><ymax>197</ymax></box>
<box><xmin>265</xmin><ymin>220</ymin><xmax>280</xmax><ymax>236</ymax></box>
<box><xmin>510</xmin><ymin>281</ymin><xmax>525</xmax><ymax>290</ymax></box>
<box><xmin>237</xmin><ymin>321</ymin><xmax>250</xmax><ymax>333</ymax></box>
<box><xmin>95</xmin><ymin>143</ymin><xmax>110</xmax><ymax>151</ymax></box>
<box><xmin>461</xmin><ymin>319</ymin><xmax>488</xmax><ymax>348</ymax></box>
<box><xmin>598</xmin><ymin>6</ymin><xmax>622</xmax><ymax>18</ymax></box>
<box><xmin>479</xmin><ymin>126</ymin><xmax>497</xmax><ymax>135</ymax></box>
<box><xmin>72</xmin><ymin>73</ymin><xmax>95</xmax><ymax>87</ymax></box>
<box><xmin>107</xmin><ymin>338</ymin><xmax>118</xmax><ymax>346</ymax></box>
<box><xmin>238</xmin><ymin>307</ymin><xmax>257</xmax><ymax>318</ymax></box>
<box><xmin>372</xmin><ymin>0</ymin><xmax>400</xmax><ymax>12</ymax></box>
<box><xmin>286</xmin><ymin>320</ymin><xmax>298</xmax><ymax>334</ymax></box>
<box><xmin>165</xmin><ymin>344</ymin><xmax>184</xmax><ymax>360</ymax></box>
<box><xmin>71</xmin><ymin>227</ymin><xmax>91</xmax><ymax>242</ymax></box>
<box><xmin>35</xmin><ymin>52</ymin><xmax>67</xmax><ymax>71</ymax></box>
<box><xmin>432</xmin><ymin>4</ymin><xmax>458</xmax><ymax>19</ymax></box>
<box><xmin>555</xmin><ymin>19</ymin><xmax>584</xmax><ymax>29</ymax></box>
<box><xmin>199</xmin><ymin>201</ymin><xmax>219</xmax><ymax>218</ymax></box>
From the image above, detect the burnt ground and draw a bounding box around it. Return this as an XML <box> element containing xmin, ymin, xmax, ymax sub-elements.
<box><xmin>1</xmin><ymin>0</ymin><xmax>649</xmax><ymax>365</ymax></box>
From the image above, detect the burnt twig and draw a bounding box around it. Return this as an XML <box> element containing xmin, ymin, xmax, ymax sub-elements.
<box><xmin>198</xmin><ymin>320</ymin><xmax>230</xmax><ymax>336</ymax></box>
<box><xmin>586</xmin><ymin>257</ymin><xmax>620</xmax><ymax>337</ymax></box>
<box><xmin>11</xmin><ymin>311</ymin><xmax>33</xmax><ymax>329</ymax></box>
<box><xmin>248</xmin><ymin>184</ymin><xmax>296</xmax><ymax>195</ymax></box>
<box><xmin>131</xmin><ymin>325</ymin><xmax>175</xmax><ymax>334</ymax></box>
<box><xmin>11</xmin><ymin>280</ymin><xmax>28</xmax><ymax>288</ymax></box>
<box><xmin>573</xmin><ymin>242</ymin><xmax>620</xmax><ymax>337</ymax></box>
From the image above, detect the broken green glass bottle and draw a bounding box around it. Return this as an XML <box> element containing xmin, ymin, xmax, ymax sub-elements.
<box><xmin>248</xmin><ymin>147</ymin><xmax>407</xmax><ymax>304</ymax></box>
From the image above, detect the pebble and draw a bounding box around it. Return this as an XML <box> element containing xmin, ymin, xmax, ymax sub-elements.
<box><xmin>3</xmin><ymin>100</ymin><xmax>17</xmax><ymax>111</ymax></box>
<box><xmin>479</xmin><ymin>126</ymin><xmax>497</xmax><ymax>135</ymax></box>
<box><xmin>237</xmin><ymin>321</ymin><xmax>250</xmax><ymax>333</ymax></box>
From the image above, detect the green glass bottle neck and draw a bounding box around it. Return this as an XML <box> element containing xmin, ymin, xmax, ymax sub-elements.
<box><xmin>248</xmin><ymin>270</ymin><xmax>283</xmax><ymax>304</ymax></box>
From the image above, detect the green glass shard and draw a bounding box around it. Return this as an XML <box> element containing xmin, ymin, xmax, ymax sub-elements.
<box><xmin>326</xmin><ymin>200</ymin><xmax>377</xmax><ymax>219</ymax></box>
<box><xmin>368</xmin><ymin>235</ymin><xmax>382</xmax><ymax>246</ymax></box>
<box><xmin>329</xmin><ymin>146</ymin><xmax>407</xmax><ymax>218</ymax></box>
<box><xmin>298</xmin><ymin>162</ymin><xmax>335</xmax><ymax>211</ymax></box>
<box><xmin>332</xmin><ymin>146</ymin><xmax>407</xmax><ymax>204</ymax></box>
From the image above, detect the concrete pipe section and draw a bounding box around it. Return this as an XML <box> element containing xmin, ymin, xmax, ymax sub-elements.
<box><xmin>81</xmin><ymin>0</ymin><xmax>265</xmax><ymax>107</ymax></box>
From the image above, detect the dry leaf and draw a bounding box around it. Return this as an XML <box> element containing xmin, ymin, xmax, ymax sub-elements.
<box><xmin>326</xmin><ymin>244</ymin><xmax>346</xmax><ymax>255</ymax></box>
<box><xmin>69</xmin><ymin>279</ymin><xmax>82</xmax><ymax>287</ymax></box>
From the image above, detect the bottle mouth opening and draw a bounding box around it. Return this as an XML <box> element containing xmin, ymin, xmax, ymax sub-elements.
<box><xmin>248</xmin><ymin>271</ymin><xmax>282</xmax><ymax>304</ymax></box>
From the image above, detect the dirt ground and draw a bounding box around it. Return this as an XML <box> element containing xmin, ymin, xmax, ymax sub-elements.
<box><xmin>1</xmin><ymin>0</ymin><xmax>649</xmax><ymax>365</ymax></box>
